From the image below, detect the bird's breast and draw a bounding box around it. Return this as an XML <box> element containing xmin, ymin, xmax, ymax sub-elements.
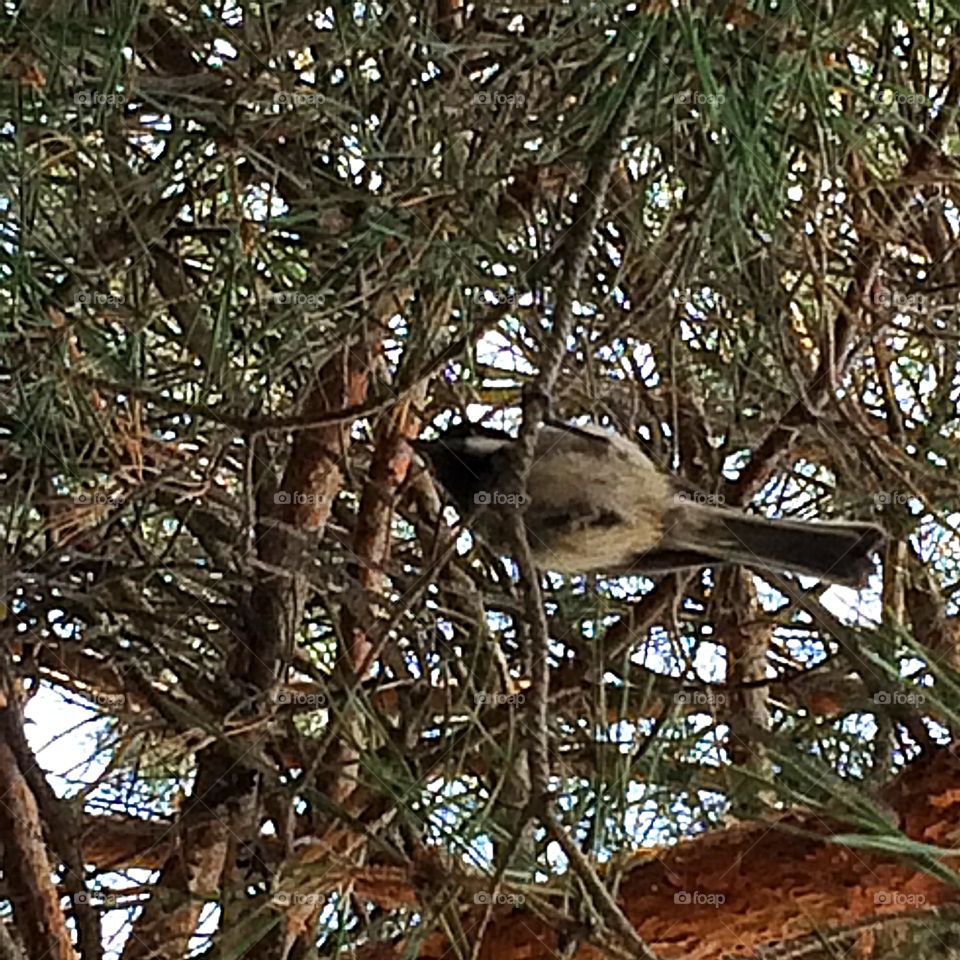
<box><xmin>521</xmin><ymin>447</ymin><xmax>672</xmax><ymax>574</ymax></box>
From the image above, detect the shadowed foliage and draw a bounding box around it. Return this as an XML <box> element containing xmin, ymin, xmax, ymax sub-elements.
<box><xmin>2</xmin><ymin>2</ymin><xmax>960</xmax><ymax>959</ymax></box>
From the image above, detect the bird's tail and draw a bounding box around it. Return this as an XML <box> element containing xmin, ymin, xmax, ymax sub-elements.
<box><xmin>659</xmin><ymin>507</ymin><xmax>885</xmax><ymax>586</ymax></box>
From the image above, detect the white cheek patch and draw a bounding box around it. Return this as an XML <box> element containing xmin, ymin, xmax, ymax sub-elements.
<box><xmin>456</xmin><ymin>436</ymin><xmax>511</xmax><ymax>457</ymax></box>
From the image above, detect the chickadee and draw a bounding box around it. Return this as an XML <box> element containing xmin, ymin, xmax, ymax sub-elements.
<box><xmin>416</xmin><ymin>422</ymin><xmax>885</xmax><ymax>586</ymax></box>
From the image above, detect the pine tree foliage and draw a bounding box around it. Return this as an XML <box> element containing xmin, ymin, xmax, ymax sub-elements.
<box><xmin>1</xmin><ymin>1</ymin><xmax>960</xmax><ymax>958</ymax></box>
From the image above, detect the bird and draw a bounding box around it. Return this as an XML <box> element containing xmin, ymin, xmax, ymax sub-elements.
<box><xmin>415</xmin><ymin>421</ymin><xmax>885</xmax><ymax>586</ymax></box>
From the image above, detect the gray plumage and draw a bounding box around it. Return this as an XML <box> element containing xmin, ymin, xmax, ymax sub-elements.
<box><xmin>417</xmin><ymin>423</ymin><xmax>885</xmax><ymax>586</ymax></box>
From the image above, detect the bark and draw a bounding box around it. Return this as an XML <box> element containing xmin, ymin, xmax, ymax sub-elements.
<box><xmin>373</xmin><ymin>746</ymin><xmax>960</xmax><ymax>960</ymax></box>
<box><xmin>0</xmin><ymin>737</ymin><xmax>75</xmax><ymax>960</ymax></box>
